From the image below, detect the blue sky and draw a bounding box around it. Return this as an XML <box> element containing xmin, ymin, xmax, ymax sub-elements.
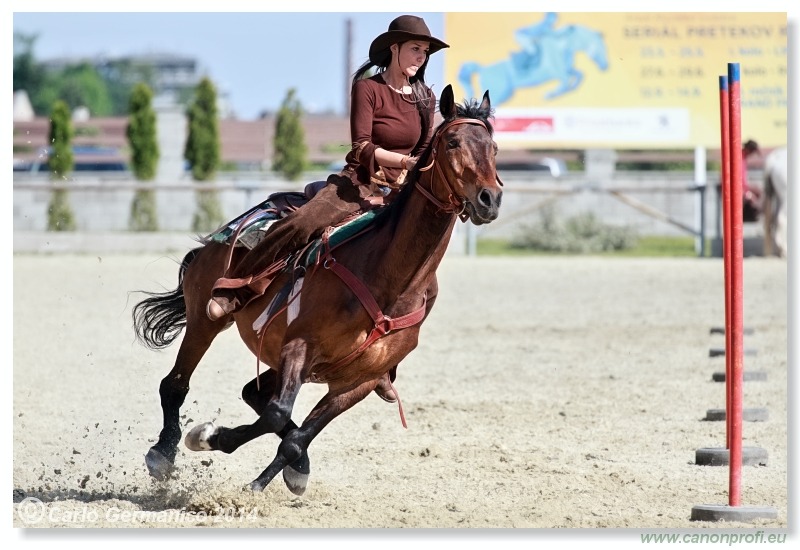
<box><xmin>12</xmin><ymin>10</ymin><xmax>446</xmax><ymax>119</ymax></box>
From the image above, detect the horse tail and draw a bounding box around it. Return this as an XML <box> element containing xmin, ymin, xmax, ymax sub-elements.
<box><xmin>458</xmin><ymin>62</ymin><xmax>480</xmax><ymax>99</ymax></box>
<box><xmin>132</xmin><ymin>247</ymin><xmax>201</xmax><ymax>350</ymax></box>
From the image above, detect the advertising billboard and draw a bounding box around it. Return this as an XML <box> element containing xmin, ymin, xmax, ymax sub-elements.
<box><xmin>445</xmin><ymin>12</ymin><xmax>787</xmax><ymax>149</ymax></box>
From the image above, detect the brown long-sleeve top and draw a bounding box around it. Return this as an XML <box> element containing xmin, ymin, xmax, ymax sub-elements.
<box><xmin>342</xmin><ymin>74</ymin><xmax>436</xmax><ymax>196</ymax></box>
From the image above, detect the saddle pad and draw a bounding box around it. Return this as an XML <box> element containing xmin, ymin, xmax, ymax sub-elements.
<box><xmin>206</xmin><ymin>195</ymin><xmax>299</xmax><ymax>250</ymax></box>
<box><xmin>298</xmin><ymin>209</ymin><xmax>380</xmax><ymax>269</ymax></box>
<box><xmin>206</xmin><ymin>197</ymin><xmax>381</xmax><ymax>256</ymax></box>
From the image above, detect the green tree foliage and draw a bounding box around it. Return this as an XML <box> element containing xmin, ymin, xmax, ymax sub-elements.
<box><xmin>100</xmin><ymin>59</ymin><xmax>157</xmax><ymax>116</ymax></box>
<box><xmin>272</xmin><ymin>88</ymin><xmax>308</xmax><ymax>181</ymax></box>
<box><xmin>48</xmin><ymin>100</ymin><xmax>74</xmax><ymax>177</ymax></box>
<box><xmin>130</xmin><ymin>190</ymin><xmax>159</xmax><ymax>232</ymax></box>
<box><xmin>13</xmin><ymin>33</ymin><xmax>46</xmax><ymax>95</ymax></box>
<box><xmin>511</xmin><ymin>206</ymin><xmax>638</xmax><ymax>253</ymax></box>
<box><xmin>58</xmin><ymin>64</ymin><xmax>114</xmax><ymax>116</ymax></box>
<box><xmin>184</xmin><ymin>77</ymin><xmax>223</xmax><ymax>232</ymax></box>
<box><xmin>31</xmin><ymin>63</ymin><xmax>114</xmax><ymax>117</ymax></box>
<box><xmin>48</xmin><ymin>189</ymin><xmax>77</xmax><ymax>232</ymax></box>
<box><xmin>46</xmin><ymin>100</ymin><xmax>76</xmax><ymax>231</ymax></box>
<box><xmin>184</xmin><ymin>77</ymin><xmax>221</xmax><ymax>181</ymax></box>
<box><xmin>192</xmin><ymin>190</ymin><xmax>225</xmax><ymax>233</ymax></box>
<box><xmin>127</xmin><ymin>83</ymin><xmax>160</xmax><ymax>231</ymax></box>
<box><xmin>14</xmin><ymin>33</ymin><xmax>153</xmax><ymax>116</ymax></box>
<box><xmin>127</xmin><ymin>83</ymin><xmax>160</xmax><ymax>180</ymax></box>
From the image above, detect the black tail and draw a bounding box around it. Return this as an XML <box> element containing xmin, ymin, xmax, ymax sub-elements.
<box><xmin>132</xmin><ymin>248</ymin><xmax>201</xmax><ymax>350</ymax></box>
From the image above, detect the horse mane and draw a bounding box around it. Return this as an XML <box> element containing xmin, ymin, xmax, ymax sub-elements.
<box><xmin>371</xmin><ymin>97</ymin><xmax>495</xmax><ymax>229</ymax></box>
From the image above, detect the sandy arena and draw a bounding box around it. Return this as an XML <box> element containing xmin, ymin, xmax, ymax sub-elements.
<box><xmin>12</xmin><ymin>252</ymin><xmax>790</xmax><ymax>531</ymax></box>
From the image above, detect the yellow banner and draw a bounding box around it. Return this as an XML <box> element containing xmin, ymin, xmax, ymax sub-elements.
<box><xmin>444</xmin><ymin>12</ymin><xmax>787</xmax><ymax>149</ymax></box>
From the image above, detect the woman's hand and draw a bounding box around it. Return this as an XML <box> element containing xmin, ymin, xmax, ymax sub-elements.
<box><xmin>403</xmin><ymin>156</ymin><xmax>418</xmax><ymax>172</ymax></box>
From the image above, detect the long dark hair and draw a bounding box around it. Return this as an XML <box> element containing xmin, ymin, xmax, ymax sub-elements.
<box><xmin>352</xmin><ymin>42</ymin><xmax>433</xmax><ymax>112</ymax></box>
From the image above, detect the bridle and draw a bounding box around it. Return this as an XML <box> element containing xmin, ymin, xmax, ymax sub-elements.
<box><xmin>415</xmin><ymin>117</ymin><xmax>503</xmax><ymax>222</ymax></box>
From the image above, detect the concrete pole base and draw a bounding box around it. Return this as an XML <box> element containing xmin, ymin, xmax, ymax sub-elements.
<box><xmin>695</xmin><ymin>446</ymin><xmax>769</xmax><ymax>466</ymax></box>
<box><xmin>704</xmin><ymin>408</ymin><xmax>769</xmax><ymax>422</ymax></box>
<box><xmin>691</xmin><ymin>504</ymin><xmax>778</xmax><ymax>522</ymax></box>
<box><xmin>709</xmin><ymin>348</ymin><xmax>758</xmax><ymax>357</ymax></box>
<box><xmin>712</xmin><ymin>371</ymin><xmax>768</xmax><ymax>382</ymax></box>
<box><xmin>709</xmin><ymin>327</ymin><xmax>755</xmax><ymax>335</ymax></box>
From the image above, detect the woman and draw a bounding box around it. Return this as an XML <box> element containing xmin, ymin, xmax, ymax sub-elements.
<box><xmin>207</xmin><ymin>15</ymin><xmax>449</xmax><ymax>400</ymax></box>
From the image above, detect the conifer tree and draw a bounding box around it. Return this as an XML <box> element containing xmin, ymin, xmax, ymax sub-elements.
<box><xmin>183</xmin><ymin>77</ymin><xmax>223</xmax><ymax>231</ymax></box>
<box><xmin>272</xmin><ymin>88</ymin><xmax>308</xmax><ymax>181</ymax></box>
<box><xmin>127</xmin><ymin>83</ymin><xmax>160</xmax><ymax>231</ymax></box>
<box><xmin>46</xmin><ymin>99</ymin><xmax>76</xmax><ymax>231</ymax></box>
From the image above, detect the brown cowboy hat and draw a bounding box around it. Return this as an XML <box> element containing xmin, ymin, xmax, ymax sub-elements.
<box><xmin>369</xmin><ymin>15</ymin><xmax>449</xmax><ymax>64</ymax></box>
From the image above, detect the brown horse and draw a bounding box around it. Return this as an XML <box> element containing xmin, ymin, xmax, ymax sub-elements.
<box><xmin>132</xmin><ymin>84</ymin><xmax>502</xmax><ymax>494</ymax></box>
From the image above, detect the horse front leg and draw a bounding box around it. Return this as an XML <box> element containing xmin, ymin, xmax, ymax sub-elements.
<box><xmin>240</xmin><ymin>370</ymin><xmax>311</xmax><ymax>495</ymax></box>
<box><xmin>146</xmin><ymin>327</ymin><xmax>219</xmax><ymax>480</ymax></box>
<box><xmin>250</xmin><ymin>379</ymin><xmax>377</xmax><ymax>492</ymax></box>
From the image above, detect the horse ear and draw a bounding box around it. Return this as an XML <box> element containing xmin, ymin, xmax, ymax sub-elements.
<box><xmin>480</xmin><ymin>90</ymin><xmax>491</xmax><ymax>111</ymax></box>
<box><xmin>439</xmin><ymin>84</ymin><xmax>456</xmax><ymax>119</ymax></box>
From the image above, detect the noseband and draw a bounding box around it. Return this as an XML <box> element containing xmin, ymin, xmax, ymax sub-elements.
<box><xmin>415</xmin><ymin>118</ymin><xmax>503</xmax><ymax>221</ymax></box>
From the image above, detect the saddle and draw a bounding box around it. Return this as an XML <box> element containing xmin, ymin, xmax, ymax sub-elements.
<box><xmin>207</xmin><ymin>181</ymin><xmax>328</xmax><ymax>250</ymax></box>
<box><xmin>207</xmin><ymin>180</ymin><xmax>391</xmax><ymax>251</ymax></box>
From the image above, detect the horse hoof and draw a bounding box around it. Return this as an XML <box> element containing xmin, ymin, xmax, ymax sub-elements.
<box><xmin>145</xmin><ymin>448</ymin><xmax>174</xmax><ymax>480</ymax></box>
<box><xmin>282</xmin><ymin>466</ymin><xmax>309</xmax><ymax>496</ymax></box>
<box><xmin>184</xmin><ymin>422</ymin><xmax>218</xmax><ymax>451</ymax></box>
<box><xmin>249</xmin><ymin>479</ymin><xmax>267</xmax><ymax>492</ymax></box>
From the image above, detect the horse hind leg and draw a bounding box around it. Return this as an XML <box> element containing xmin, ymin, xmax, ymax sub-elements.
<box><xmin>145</xmin><ymin>245</ymin><xmax>235</xmax><ymax>480</ymax></box>
<box><xmin>146</xmin><ymin>325</ymin><xmax>220</xmax><ymax>480</ymax></box>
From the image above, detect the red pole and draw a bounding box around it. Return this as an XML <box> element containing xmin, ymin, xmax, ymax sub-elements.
<box><xmin>727</xmin><ymin>62</ymin><xmax>743</xmax><ymax>508</ymax></box>
<box><xmin>718</xmin><ymin>75</ymin><xmax>732</xmax><ymax>451</ymax></box>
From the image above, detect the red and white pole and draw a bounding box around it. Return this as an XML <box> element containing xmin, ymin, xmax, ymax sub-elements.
<box><xmin>718</xmin><ymin>74</ymin><xmax>732</xmax><ymax>453</ymax></box>
<box><xmin>691</xmin><ymin>63</ymin><xmax>776</xmax><ymax>522</ymax></box>
<box><xmin>726</xmin><ymin>61</ymin><xmax>744</xmax><ymax>507</ymax></box>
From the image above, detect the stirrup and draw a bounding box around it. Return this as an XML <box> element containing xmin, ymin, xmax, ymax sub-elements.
<box><xmin>206</xmin><ymin>295</ymin><xmax>239</xmax><ymax>322</ymax></box>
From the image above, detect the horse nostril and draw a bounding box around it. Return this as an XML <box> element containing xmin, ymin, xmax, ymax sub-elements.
<box><xmin>478</xmin><ymin>189</ymin><xmax>493</xmax><ymax>208</ymax></box>
<box><xmin>478</xmin><ymin>189</ymin><xmax>501</xmax><ymax>209</ymax></box>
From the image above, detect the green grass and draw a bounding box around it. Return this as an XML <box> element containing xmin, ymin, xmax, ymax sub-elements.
<box><xmin>477</xmin><ymin>236</ymin><xmax>707</xmax><ymax>257</ymax></box>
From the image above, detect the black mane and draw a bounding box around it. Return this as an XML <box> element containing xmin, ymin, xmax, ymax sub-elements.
<box><xmin>453</xmin><ymin>97</ymin><xmax>494</xmax><ymax>134</ymax></box>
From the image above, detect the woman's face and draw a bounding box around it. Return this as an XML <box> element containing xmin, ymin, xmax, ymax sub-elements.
<box><xmin>395</xmin><ymin>40</ymin><xmax>430</xmax><ymax>78</ymax></box>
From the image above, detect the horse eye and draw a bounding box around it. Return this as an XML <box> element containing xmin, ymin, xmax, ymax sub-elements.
<box><xmin>447</xmin><ymin>139</ymin><xmax>459</xmax><ymax>148</ymax></box>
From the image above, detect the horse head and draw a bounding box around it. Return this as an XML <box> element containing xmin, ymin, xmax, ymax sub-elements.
<box><xmin>417</xmin><ymin>84</ymin><xmax>502</xmax><ymax>225</ymax></box>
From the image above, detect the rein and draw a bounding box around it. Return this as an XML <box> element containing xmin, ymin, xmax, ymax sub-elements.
<box><xmin>415</xmin><ymin>117</ymin><xmax>503</xmax><ymax>222</ymax></box>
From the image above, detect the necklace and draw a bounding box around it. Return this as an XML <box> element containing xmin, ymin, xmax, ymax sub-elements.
<box><xmin>388</xmin><ymin>83</ymin><xmax>412</xmax><ymax>95</ymax></box>
<box><xmin>384</xmin><ymin>76</ymin><xmax>412</xmax><ymax>95</ymax></box>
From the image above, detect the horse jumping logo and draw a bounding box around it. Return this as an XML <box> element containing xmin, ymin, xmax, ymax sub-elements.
<box><xmin>458</xmin><ymin>12</ymin><xmax>609</xmax><ymax>105</ymax></box>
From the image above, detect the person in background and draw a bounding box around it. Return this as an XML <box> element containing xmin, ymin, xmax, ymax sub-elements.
<box><xmin>741</xmin><ymin>139</ymin><xmax>762</xmax><ymax>222</ymax></box>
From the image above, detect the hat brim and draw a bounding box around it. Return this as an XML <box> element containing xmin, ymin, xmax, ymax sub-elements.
<box><xmin>369</xmin><ymin>31</ymin><xmax>449</xmax><ymax>64</ymax></box>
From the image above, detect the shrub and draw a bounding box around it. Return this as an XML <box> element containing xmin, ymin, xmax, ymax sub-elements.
<box><xmin>511</xmin><ymin>206</ymin><xmax>638</xmax><ymax>253</ymax></box>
